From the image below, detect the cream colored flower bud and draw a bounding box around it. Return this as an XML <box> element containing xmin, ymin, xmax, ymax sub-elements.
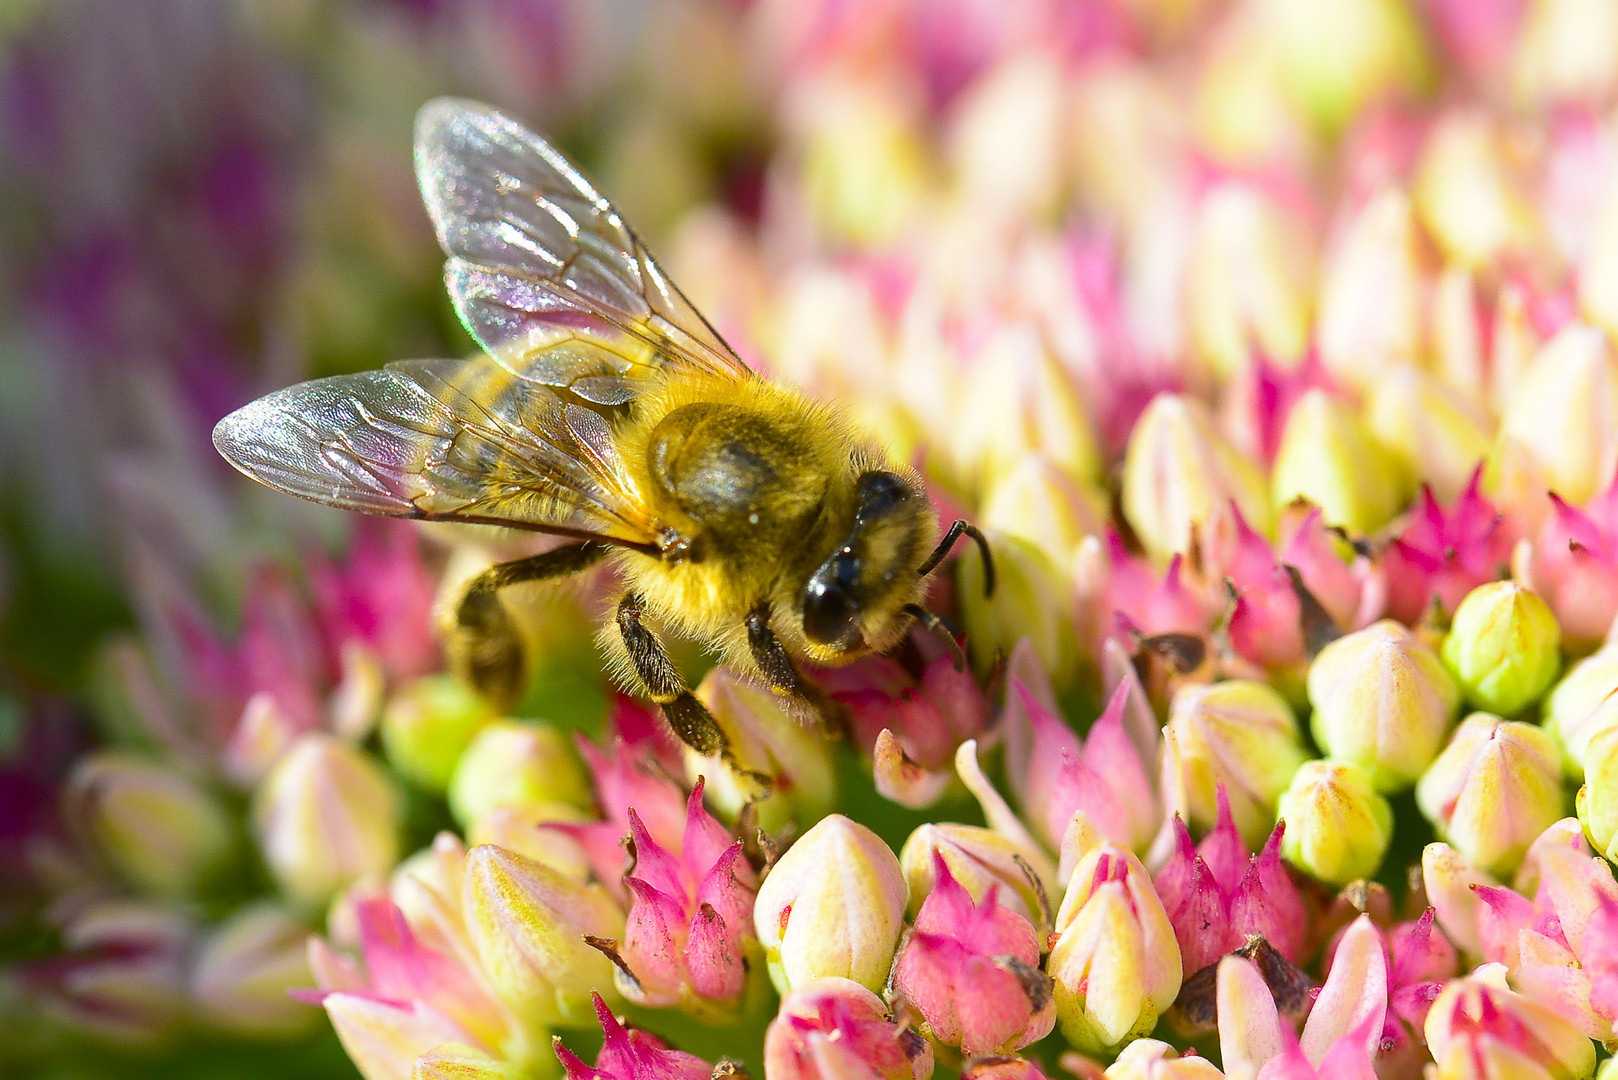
<box><xmin>753</xmin><ymin>814</ymin><xmax>907</xmax><ymax>994</ymax></box>
<box><xmin>1308</xmin><ymin>620</ymin><xmax>1460</xmax><ymax>791</ymax></box>
<box><xmin>1121</xmin><ymin>394</ymin><xmax>1272</xmax><ymax>564</ymax></box>
<box><xmin>64</xmin><ymin>752</ymin><xmax>234</xmax><ymax>897</ymax></box>
<box><xmin>1577</xmin><ymin>723</ymin><xmax>1618</xmax><ymax>862</ymax></box>
<box><xmin>1272</xmin><ymin>389</ymin><xmax>1412</xmax><ymax>534</ymax></box>
<box><xmin>1164</xmin><ymin>680</ymin><xmax>1308</xmax><ymax>848</ymax></box>
<box><xmin>189</xmin><ymin>902</ymin><xmax>317</xmax><ymax>1039</ymax></box>
<box><xmin>379</xmin><ymin>675</ymin><xmax>495</xmax><ymax>794</ymax></box>
<box><xmin>1316</xmin><ymin>188</ymin><xmax>1424</xmax><ymax>390</ymax></box>
<box><xmin>1545</xmin><ymin>646</ymin><xmax>1618</xmax><ymax>778</ymax></box>
<box><xmin>1048</xmin><ymin>843</ymin><xmax>1182</xmax><ymax>1054</ymax></box>
<box><xmin>1366</xmin><ymin>365</ymin><xmax>1494</xmax><ymax>505</ymax></box>
<box><xmin>1416</xmin><ymin>713</ymin><xmax>1566</xmax><ymax>877</ymax></box>
<box><xmin>462</xmin><ymin>844</ymin><xmax>623</xmax><ymax>1027</ymax></box>
<box><xmin>1497</xmin><ymin>323</ymin><xmax>1618</xmax><ymax>505</ymax></box>
<box><xmin>252</xmin><ymin>734</ymin><xmax>401</xmax><ymax>910</ymax></box>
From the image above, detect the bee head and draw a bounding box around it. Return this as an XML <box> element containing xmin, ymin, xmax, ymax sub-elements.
<box><xmin>801</xmin><ymin>470</ymin><xmax>932</xmax><ymax>651</ymax></box>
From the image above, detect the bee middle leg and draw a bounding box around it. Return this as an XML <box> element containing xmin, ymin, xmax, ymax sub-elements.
<box><xmin>744</xmin><ymin>604</ymin><xmax>850</xmax><ymax>737</ymax></box>
<box><xmin>448</xmin><ymin>542</ymin><xmax>607</xmax><ymax>708</ymax></box>
<box><xmin>615</xmin><ymin>591</ymin><xmax>725</xmax><ymax>756</ymax></box>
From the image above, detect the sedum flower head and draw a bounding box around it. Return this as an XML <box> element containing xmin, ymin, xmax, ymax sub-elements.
<box><xmin>1307</xmin><ymin>619</ymin><xmax>1459</xmax><ymax>792</ymax></box>
<box><xmin>752</xmin><ymin>814</ymin><xmax>907</xmax><ymax>995</ymax></box>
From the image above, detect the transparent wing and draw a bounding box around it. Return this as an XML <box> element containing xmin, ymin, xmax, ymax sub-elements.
<box><xmin>212</xmin><ymin>355</ymin><xmax>658</xmax><ymax>548</ymax></box>
<box><xmin>414</xmin><ymin>97</ymin><xmax>751</xmax><ymax>404</ymax></box>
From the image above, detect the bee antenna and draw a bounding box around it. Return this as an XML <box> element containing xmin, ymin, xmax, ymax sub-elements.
<box><xmin>901</xmin><ymin>603</ymin><xmax>967</xmax><ymax>672</ymax></box>
<box><xmin>916</xmin><ymin>520</ymin><xmax>995</xmax><ymax>597</ymax></box>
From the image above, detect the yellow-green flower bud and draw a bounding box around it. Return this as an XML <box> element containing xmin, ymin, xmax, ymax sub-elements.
<box><xmin>1441</xmin><ymin>582</ymin><xmax>1562</xmax><ymax>716</ymax></box>
<box><xmin>1271</xmin><ymin>389</ymin><xmax>1412</xmax><ymax>534</ymax></box>
<box><xmin>252</xmin><ymin>734</ymin><xmax>401</xmax><ymax>910</ymax></box>
<box><xmin>1276</xmin><ymin>760</ymin><xmax>1394</xmax><ymax>886</ymax></box>
<box><xmin>447</xmin><ymin>721</ymin><xmax>591</xmax><ymax>831</ymax></box>
<box><xmin>1366</xmin><ymin>364</ymin><xmax>1494</xmax><ymax>505</ymax></box>
<box><xmin>1308</xmin><ymin>620</ymin><xmax>1460</xmax><ymax>792</ymax></box>
<box><xmin>379</xmin><ymin>675</ymin><xmax>496</xmax><ymax>793</ymax></box>
<box><xmin>1048</xmin><ymin>842</ymin><xmax>1182</xmax><ymax>1054</ymax></box>
<box><xmin>753</xmin><ymin>814</ymin><xmax>906</xmax><ymax>995</ymax></box>
<box><xmin>1545</xmin><ymin>645</ymin><xmax>1618</xmax><ymax>778</ymax></box>
<box><xmin>958</xmin><ymin>530</ymin><xmax>1079</xmax><ymax>686</ymax></box>
<box><xmin>1576</xmin><ymin>722</ymin><xmax>1618</xmax><ymax>863</ymax></box>
<box><xmin>1164</xmin><ymin>680</ymin><xmax>1309</xmax><ymax>848</ymax></box>
<box><xmin>979</xmin><ymin>452</ymin><xmax>1107</xmax><ymax>567</ymax></box>
<box><xmin>691</xmin><ymin>667</ymin><xmax>836</xmax><ymax>833</ymax></box>
<box><xmin>1121</xmin><ymin>394</ymin><xmax>1272</xmax><ymax>564</ymax></box>
<box><xmin>1416</xmin><ymin>713</ymin><xmax>1566</xmax><ymax>877</ymax></box>
<box><xmin>63</xmin><ymin>752</ymin><xmax>235</xmax><ymax>897</ymax></box>
<box><xmin>462</xmin><ymin>844</ymin><xmax>623</xmax><ymax>1027</ymax></box>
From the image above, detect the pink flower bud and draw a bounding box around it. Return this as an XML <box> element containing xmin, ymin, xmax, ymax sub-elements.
<box><xmin>1518</xmin><ymin>480</ymin><xmax>1618</xmax><ymax>651</ymax></box>
<box><xmin>899</xmin><ymin>822</ymin><xmax>1054</xmax><ymax>934</ymax></box>
<box><xmin>1416</xmin><ymin>713</ymin><xmax>1566</xmax><ymax>877</ymax></box>
<box><xmin>1514</xmin><ymin>840</ymin><xmax>1618</xmax><ymax>1041</ymax></box>
<box><xmin>616</xmin><ymin>779</ymin><xmax>758</xmax><ymax>1012</ymax></box>
<box><xmin>754</xmin><ymin>814</ymin><xmax>907</xmax><ymax>994</ymax></box>
<box><xmin>1048</xmin><ymin>843</ymin><xmax>1182</xmax><ymax>1053</ymax></box>
<box><xmin>1002</xmin><ymin>680</ymin><xmax>1160</xmax><ymax>856</ymax></box>
<box><xmin>764</xmin><ymin>977</ymin><xmax>933</xmax><ymax>1080</ymax></box>
<box><xmin>554</xmin><ymin>992</ymin><xmax>715</xmax><ymax>1080</ymax></box>
<box><xmin>1379</xmin><ymin>473</ymin><xmax>1510</xmax><ymax>624</ymax></box>
<box><xmin>1155</xmin><ymin>792</ymin><xmax>1307</xmax><ymax>972</ymax></box>
<box><xmin>308</xmin><ymin>520</ymin><xmax>438</xmax><ymax>685</ymax></box>
<box><xmin>892</xmin><ymin>854</ymin><xmax>1054</xmax><ymax>1054</ymax></box>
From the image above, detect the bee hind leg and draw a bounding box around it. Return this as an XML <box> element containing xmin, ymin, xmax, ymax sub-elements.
<box><xmin>447</xmin><ymin>542</ymin><xmax>607</xmax><ymax>709</ymax></box>
<box><xmin>744</xmin><ymin>604</ymin><xmax>851</xmax><ymax>738</ymax></box>
<box><xmin>615</xmin><ymin>591</ymin><xmax>726</xmax><ymax>757</ymax></box>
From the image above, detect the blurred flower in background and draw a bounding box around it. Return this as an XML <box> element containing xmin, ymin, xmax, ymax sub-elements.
<box><xmin>7</xmin><ymin>0</ymin><xmax>1618</xmax><ymax>1079</ymax></box>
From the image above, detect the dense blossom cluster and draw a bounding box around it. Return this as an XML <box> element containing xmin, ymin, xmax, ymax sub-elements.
<box><xmin>9</xmin><ymin>1</ymin><xmax>1618</xmax><ymax>1079</ymax></box>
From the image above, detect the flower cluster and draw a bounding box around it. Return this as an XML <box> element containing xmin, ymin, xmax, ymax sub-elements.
<box><xmin>12</xmin><ymin>1</ymin><xmax>1618</xmax><ymax>1080</ymax></box>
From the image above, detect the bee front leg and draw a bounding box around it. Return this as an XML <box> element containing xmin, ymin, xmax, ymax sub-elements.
<box><xmin>744</xmin><ymin>604</ymin><xmax>851</xmax><ymax>737</ymax></box>
<box><xmin>446</xmin><ymin>542</ymin><xmax>607</xmax><ymax>709</ymax></box>
<box><xmin>615</xmin><ymin>591</ymin><xmax>725</xmax><ymax>756</ymax></box>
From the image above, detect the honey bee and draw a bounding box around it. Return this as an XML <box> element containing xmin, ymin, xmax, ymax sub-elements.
<box><xmin>213</xmin><ymin>98</ymin><xmax>990</xmax><ymax>756</ymax></box>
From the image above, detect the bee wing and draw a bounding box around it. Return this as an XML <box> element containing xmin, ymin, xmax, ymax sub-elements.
<box><xmin>212</xmin><ymin>354</ymin><xmax>659</xmax><ymax>549</ymax></box>
<box><xmin>415</xmin><ymin>97</ymin><xmax>751</xmax><ymax>404</ymax></box>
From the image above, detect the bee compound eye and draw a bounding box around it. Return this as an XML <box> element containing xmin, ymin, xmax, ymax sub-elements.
<box><xmin>855</xmin><ymin>471</ymin><xmax>910</xmax><ymax>523</ymax></box>
<box><xmin>802</xmin><ymin>575</ymin><xmax>857</xmax><ymax>646</ymax></box>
